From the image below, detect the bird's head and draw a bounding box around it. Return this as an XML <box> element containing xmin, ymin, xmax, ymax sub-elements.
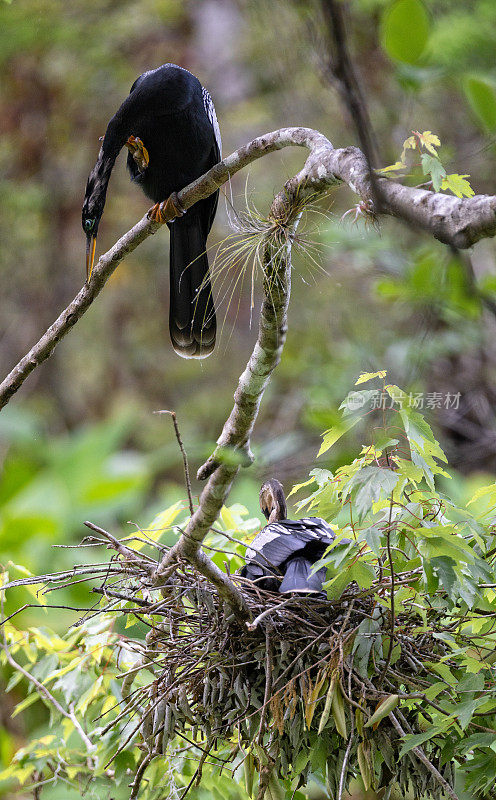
<box><xmin>259</xmin><ymin>479</ymin><xmax>287</xmax><ymax>523</ymax></box>
<box><xmin>82</xmin><ymin>170</ymin><xmax>106</xmax><ymax>282</ymax></box>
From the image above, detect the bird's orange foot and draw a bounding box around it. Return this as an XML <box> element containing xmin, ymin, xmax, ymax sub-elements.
<box><xmin>148</xmin><ymin>192</ymin><xmax>186</xmax><ymax>224</ymax></box>
<box><xmin>125</xmin><ymin>135</ymin><xmax>149</xmax><ymax>174</ymax></box>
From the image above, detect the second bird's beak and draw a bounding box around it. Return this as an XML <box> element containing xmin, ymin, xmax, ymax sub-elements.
<box><xmin>86</xmin><ymin>235</ymin><xmax>97</xmax><ymax>283</ymax></box>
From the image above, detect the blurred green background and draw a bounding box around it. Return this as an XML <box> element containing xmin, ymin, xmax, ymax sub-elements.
<box><xmin>1</xmin><ymin>0</ymin><xmax>496</xmax><ymax>795</ymax></box>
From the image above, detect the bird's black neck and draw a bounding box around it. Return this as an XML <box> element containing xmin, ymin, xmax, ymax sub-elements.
<box><xmin>93</xmin><ymin>146</ymin><xmax>115</xmax><ymax>185</ymax></box>
<box><xmin>82</xmin><ymin>147</ymin><xmax>115</xmax><ymax>220</ymax></box>
<box><xmin>85</xmin><ymin>114</ymin><xmax>131</xmax><ymax>211</ymax></box>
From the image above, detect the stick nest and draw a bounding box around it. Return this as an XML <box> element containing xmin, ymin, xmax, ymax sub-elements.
<box><xmin>109</xmin><ymin>558</ymin><xmax>456</xmax><ymax>800</ymax></box>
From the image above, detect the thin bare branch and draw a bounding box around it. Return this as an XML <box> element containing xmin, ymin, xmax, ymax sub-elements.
<box><xmin>246</xmin><ymin>597</ymin><xmax>295</xmax><ymax>631</ymax></box>
<box><xmin>1</xmin><ymin>592</ymin><xmax>95</xmax><ymax>754</ymax></box>
<box><xmin>155</xmin><ymin>410</ymin><xmax>194</xmax><ymax>515</ymax></box>
<box><xmin>153</xmin><ymin>193</ymin><xmax>302</xmax><ymax>618</ymax></box>
<box><xmin>389</xmin><ymin>712</ymin><xmax>460</xmax><ymax>800</ymax></box>
<box><xmin>321</xmin><ymin>0</ymin><xmax>379</xmax><ymax>171</ymax></box>
<box><xmin>83</xmin><ymin>521</ymin><xmax>155</xmax><ymax>571</ymax></box>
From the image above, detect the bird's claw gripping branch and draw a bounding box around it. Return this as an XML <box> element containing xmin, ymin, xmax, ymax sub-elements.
<box><xmin>147</xmin><ymin>192</ymin><xmax>186</xmax><ymax>224</ymax></box>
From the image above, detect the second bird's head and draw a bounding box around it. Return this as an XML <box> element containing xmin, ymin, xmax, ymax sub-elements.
<box><xmin>259</xmin><ymin>479</ymin><xmax>287</xmax><ymax>523</ymax></box>
<box><xmin>82</xmin><ymin>171</ymin><xmax>106</xmax><ymax>282</ymax></box>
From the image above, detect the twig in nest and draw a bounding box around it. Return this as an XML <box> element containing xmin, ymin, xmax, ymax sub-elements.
<box><xmin>389</xmin><ymin>712</ymin><xmax>460</xmax><ymax>800</ymax></box>
<box><xmin>246</xmin><ymin>596</ymin><xmax>295</xmax><ymax>631</ymax></box>
<box><xmin>83</xmin><ymin>521</ymin><xmax>155</xmax><ymax>570</ymax></box>
<box><xmin>337</xmin><ymin>662</ymin><xmax>355</xmax><ymax>800</ymax></box>
<box><xmin>129</xmin><ymin>752</ymin><xmax>154</xmax><ymax>800</ymax></box>
<box><xmin>257</xmin><ymin>625</ymin><xmax>274</xmax><ymax>744</ymax></box>
<box><xmin>92</xmin><ymin>587</ymin><xmax>151</xmax><ymax>607</ymax></box>
<box><xmin>155</xmin><ymin>410</ymin><xmax>194</xmax><ymax>515</ymax></box>
<box><xmin>377</xmin><ymin>496</ymin><xmax>396</xmax><ymax>688</ymax></box>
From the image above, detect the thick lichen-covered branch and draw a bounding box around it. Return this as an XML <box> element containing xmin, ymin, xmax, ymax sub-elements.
<box><xmin>3</xmin><ymin>127</ymin><xmax>496</xmax><ymax>618</ymax></box>
<box><xmin>153</xmin><ymin>206</ymin><xmax>299</xmax><ymax>617</ymax></box>
<box><xmin>2</xmin><ymin>127</ymin><xmax>496</xmax><ymax>411</ymax></box>
<box><xmin>0</xmin><ymin>128</ymin><xmax>330</xmax><ymax>411</ymax></box>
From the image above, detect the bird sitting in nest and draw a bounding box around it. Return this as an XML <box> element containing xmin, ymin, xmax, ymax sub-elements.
<box><xmin>241</xmin><ymin>479</ymin><xmax>344</xmax><ymax>595</ymax></box>
<box><xmin>82</xmin><ymin>63</ymin><xmax>221</xmax><ymax>358</ymax></box>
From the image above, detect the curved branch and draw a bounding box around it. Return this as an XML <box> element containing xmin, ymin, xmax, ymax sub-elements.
<box><xmin>2</xmin><ymin>127</ymin><xmax>496</xmax><ymax>410</ymax></box>
<box><xmin>3</xmin><ymin>126</ymin><xmax>496</xmax><ymax>619</ymax></box>
<box><xmin>0</xmin><ymin>128</ymin><xmax>332</xmax><ymax>411</ymax></box>
<box><xmin>154</xmin><ymin>199</ymin><xmax>300</xmax><ymax>619</ymax></box>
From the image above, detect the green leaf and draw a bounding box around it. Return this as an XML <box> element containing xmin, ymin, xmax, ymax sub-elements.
<box><xmin>293</xmin><ymin>750</ymin><xmax>310</xmax><ymax>776</ymax></box>
<box><xmin>399</xmin><ymin>726</ymin><xmax>445</xmax><ymax>757</ymax></box>
<box><xmin>340</xmin><ymin>389</ymin><xmax>377</xmax><ymax>417</ymax></box>
<box><xmin>6</xmin><ymin>562</ymin><xmax>46</xmax><ymax>605</ymax></box>
<box><xmin>381</xmin><ymin>0</ymin><xmax>430</xmax><ymax>65</ymax></box>
<box><xmin>427</xmin><ymin>661</ymin><xmax>457</xmax><ymax>687</ymax></box>
<box><xmin>12</xmin><ymin>692</ymin><xmax>40</xmax><ymax>717</ymax></box>
<box><xmin>219</xmin><ymin>505</ymin><xmax>238</xmax><ymax>531</ymax></box>
<box><xmin>346</xmin><ymin>466</ymin><xmax>399</xmax><ymax>519</ymax></box>
<box><xmin>464</xmin><ymin>76</ymin><xmax>496</xmax><ymax>133</ymax></box>
<box><xmin>350</xmin><ymin>561</ymin><xmax>375</xmax><ymax>589</ymax></box>
<box><xmin>364</xmin><ymin>694</ymin><xmax>399</xmax><ymax>728</ymax></box>
<box><xmin>311</xmin><ymin>737</ymin><xmax>330</xmax><ymax>775</ymax></box>
<box><xmin>441</xmin><ymin>174</ymin><xmax>475</xmax><ymax>199</ymax></box>
<box><xmin>416</xmin><ymin>131</ymin><xmax>441</xmax><ymax>155</ymax></box>
<box><xmin>324</xmin><ymin>569</ymin><xmax>352</xmax><ymax>600</ymax></box>
<box><xmin>143</xmin><ymin>500</ymin><xmax>184</xmax><ymax>547</ymax></box>
<box><xmin>396</xmin><ymin>458</ymin><xmax>424</xmax><ymax>485</ymax></box>
<box><xmin>400</xmin><ymin>135</ymin><xmax>417</xmax><ymax>163</ymax></box>
<box><xmin>378</xmin><ymin>160</ymin><xmax>407</xmax><ymax>174</ymax></box>
<box><xmin>289</xmin><ymin>475</ymin><xmax>320</xmax><ymax>497</ymax></box>
<box><xmin>430</xmin><ymin>556</ymin><xmax>457</xmax><ymax>599</ymax></box>
<box><xmin>318</xmin><ymin>416</ymin><xmax>361</xmax><ymax>456</ymax></box>
<box><xmin>5</xmin><ymin>670</ymin><xmax>24</xmax><ymax>693</ymax></box>
<box><xmin>355</xmin><ymin>370</ymin><xmax>387</xmax><ymax>385</ymax></box>
<box><xmin>424</xmin><ymin>682</ymin><xmax>446</xmax><ymax>701</ymax></box>
<box><xmin>467</xmin><ymin>482</ymin><xmax>496</xmax><ymax>507</ymax></box>
<box><xmin>54</xmin><ymin>665</ymin><xmax>90</xmax><ymax>703</ymax></box>
<box><xmin>456</xmin><ymin>697</ymin><xmax>488</xmax><ymax>730</ymax></box>
<box><xmin>77</xmin><ymin>675</ymin><xmax>103</xmax><ymax>715</ymax></box>
<box><xmin>357</xmin><ymin>742</ymin><xmax>372</xmax><ymax>790</ymax></box>
<box><xmin>420</xmin><ymin>154</ymin><xmax>446</xmax><ymax>191</ymax></box>
<box><xmin>365</xmin><ymin>526</ymin><xmax>383</xmax><ymax>555</ymax></box>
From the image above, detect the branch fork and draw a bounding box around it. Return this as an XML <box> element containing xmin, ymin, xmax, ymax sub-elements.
<box><xmin>2</xmin><ymin>126</ymin><xmax>496</xmax><ymax>619</ymax></box>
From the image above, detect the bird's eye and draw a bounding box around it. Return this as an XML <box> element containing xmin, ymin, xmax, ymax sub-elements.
<box><xmin>84</xmin><ymin>218</ymin><xmax>95</xmax><ymax>232</ymax></box>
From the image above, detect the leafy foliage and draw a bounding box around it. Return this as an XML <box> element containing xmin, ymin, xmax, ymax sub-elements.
<box><xmin>293</xmin><ymin>373</ymin><xmax>496</xmax><ymax>796</ymax></box>
<box><xmin>2</xmin><ymin>375</ymin><xmax>496</xmax><ymax>799</ymax></box>
<box><xmin>380</xmin><ymin>130</ymin><xmax>475</xmax><ymax>198</ymax></box>
<box><xmin>381</xmin><ymin>0</ymin><xmax>430</xmax><ymax>65</ymax></box>
<box><xmin>464</xmin><ymin>76</ymin><xmax>496</xmax><ymax>133</ymax></box>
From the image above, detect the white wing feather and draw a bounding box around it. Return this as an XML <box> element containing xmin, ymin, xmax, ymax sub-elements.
<box><xmin>202</xmin><ymin>87</ymin><xmax>222</xmax><ymax>156</ymax></box>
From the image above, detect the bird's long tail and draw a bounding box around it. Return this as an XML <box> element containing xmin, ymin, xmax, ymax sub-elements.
<box><xmin>279</xmin><ymin>557</ymin><xmax>327</xmax><ymax>594</ymax></box>
<box><xmin>169</xmin><ymin>211</ymin><xmax>216</xmax><ymax>358</ymax></box>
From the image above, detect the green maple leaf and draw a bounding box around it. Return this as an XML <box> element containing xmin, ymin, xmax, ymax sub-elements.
<box><xmin>401</xmin><ymin>135</ymin><xmax>417</xmax><ymax>163</ymax></box>
<box><xmin>378</xmin><ymin>160</ymin><xmax>407</xmax><ymax>174</ymax></box>
<box><xmin>420</xmin><ymin>154</ymin><xmax>446</xmax><ymax>192</ymax></box>
<box><xmin>416</xmin><ymin>130</ymin><xmax>441</xmax><ymax>155</ymax></box>
<box><xmin>441</xmin><ymin>174</ymin><xmax>475</xmax><ymax>198</ymax></box>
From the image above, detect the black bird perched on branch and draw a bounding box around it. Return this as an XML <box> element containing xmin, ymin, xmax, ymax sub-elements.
<box><xmin>82</xmin><ymin>63</ymin><xmax>221</xmax><ymax>358</ymax></box>
<box><xmin>240</xmin><ymin>479</ymin><xmax>341</xmax><ymax>595</ymax></box>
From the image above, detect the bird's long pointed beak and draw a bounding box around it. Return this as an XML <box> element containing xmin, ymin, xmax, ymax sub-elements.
<box><xmin>86</xmin><ymin>235</ymin><xmax>97</xmax><ymax>283</ymax></box>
